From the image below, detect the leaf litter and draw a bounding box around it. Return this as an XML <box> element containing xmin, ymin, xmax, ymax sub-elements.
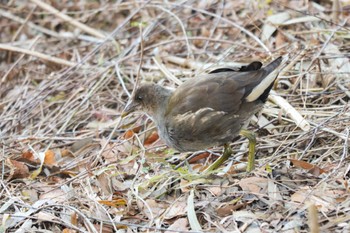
<box><xmin>1</xmin><ymin>0</ymin><xmax>350</xmax><ymax>232</ymax></box>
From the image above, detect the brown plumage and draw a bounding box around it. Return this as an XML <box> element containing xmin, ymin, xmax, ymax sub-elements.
<box><xmin>124</xmin><ymin>57</ymin><xmax>283</xmax><ymax>153</ymax></box>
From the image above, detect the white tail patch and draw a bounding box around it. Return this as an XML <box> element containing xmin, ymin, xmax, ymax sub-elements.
<box><xmin>245</xmin><ymin>55</ymin><xmax>288</xmax><ymax>102</ymax></box>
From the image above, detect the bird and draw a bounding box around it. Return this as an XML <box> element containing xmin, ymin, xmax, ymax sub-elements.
<box><xmin>123</xmin><ymin>56</ymin><xmax>284</xmax><ymax>173</ymax></box>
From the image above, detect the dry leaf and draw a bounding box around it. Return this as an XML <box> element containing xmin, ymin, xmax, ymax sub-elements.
<box><xmin>216</xmin><ymin>200</ymin><xmax>246</xmax><ymax>217</ymax></box>
<box><xmin>291</xmin><ymin>186</ymin><xmax>338</xmax><ymax>212</ymax></box>
<box><xmin>188</xmin><ymin>152</ymin><xmax>210</xmax><ymax>163</ymax></box>
<box><xmin>71</xmin><ymin>137</ymin><xmax>94</xmax><ymax>152</ymax></box>
<box><xmin>96</xmin><ymin>172</ymin><xmax>112</xmax><ymax>195</ymax></box>
<box><xmin>7</xmin><ymin>159</ymin><xmax>30</xmax><ymax>180</ymax></box>
<box><xmin>44</xmin><ymin>150</ymin><xmax>56</xmax><ymax>166</ymax></box>
<box><xmin>39</xmin><ymin>189</ymin><xmax>67</xmax><ymax>203</ymax></box>
<box><xmin>62</xmin><ymin>229</ymin><xmax>77</xmax><ymax>233</ymax></box>
<box><xmin>261</xmin><ymin>12</ymin><xmax>290</xmax><ymax>41</ymax></box>
<box><xmin>165</xmin><ymin>218</ymin><xmax>189</xmax><ymax>233</ymax></box>
<box><xmin>71</xmin><ymin>212</ymin><xmax>78</xmax><ymax>226</ymax></box>
<box><xmin>99</xmin><ymin>199</ymin><xmax>127</xmax><ymax>208</ymax></box>
<box><xmin>22</xmin><ymin>151</ymin><xmax>35</xmax><ymax>161</ymax></box>
<box><xmin>123</xmin><ymin>129</ymin><xmax>134</xmax><ymax>139</ymax></box>
<box><xmin>164</xmin><ymin>199</ymin><xmax>187</xmax><ymax>219</ymax></box>
<box><xmin>238</xmin><ymin>177</ymin><xmax>268</xmax><ymax>194</ymax></box>
<box><xmin>144</xmin><ymin>131</ymin><xmax>159</xmax><ymax>145</ymax></box>
<box><xmin>289</xmin><ymin>159</ymin><xmax>326</xmax><ymax>175</ymax></box>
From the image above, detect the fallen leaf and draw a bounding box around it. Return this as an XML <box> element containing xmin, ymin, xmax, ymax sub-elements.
<box><xmin>291</xmin><ymin>187</ymin><xmax>336</xmax><ymax>212</ymax></box>
<box><xmin>39</xmin><ymin>189</ymin><xmax>67</xmax><ymax>203</ymax></box>
<box><xmin>71</xmin><ymin>137</ymin><xmax>94</xmax><ymax>152</ymax></box>
<box><xmin>44</xmin><ymin>150</ymin><xmax>56</xmax><ymax>166</ymax></box>
<box><xmin>71</xmin><ymin>212</ymin><xmax>78</xmax><ymax>226</ymax></box>
<box><xmin>261</xmin><ymin>12</ymin><xmax>290</xmax><ymax>41</ymax></box>
<box><xmin>62</xmin><ymin>229</ymin><xmax>76</xmax><ymax>233</ymax></box>
<box><xmin>99</xmin><ymin>199</ymin><xmax>127</xmax><ymax>208</ymax></box>
<box><xmin>187</xmin><ymin>190</ymin><xmax>202</xmax><ymax>232</ymax></box>
<box><xmin>216</xmin><ymin>199</ymin><xmax>246</xmax><ymax>217</ymax></box>
<box><xmin>238</xmin><ymin>177</ymin><xmax>268</xmax><ymax>194</ymax></box>
<box><xmin>144</xmin><ymin>131</ymin><xmax>159</xmax><ymax>145</ymax></box>
<box><xmin>188</xmin><ymin>152</ymin><xmax>210</xmax><ymax>163</ymax></box>
<box><xmin>123</xmin><ymin>126</ymin><xmax>142</xmax><ymax>139</ymax></box>
<box><xmin>21</xmin><ymin>151</ymin><xmax>39</xmax><ymax>164</ymax></box>
<box><xmin>123</xmin><ymin>129</ymin><xmax>134</xmax><ymax>139</ymax></box>
<box><xmin>7</xmin><ymin>159</ymin><xmax>29</xmax><ymax>180</ymax></box>
<box><xmin>164</xmin><ymin>198</ymin><xmax>187</xmax><ymax>219</ymax></box>
<box><xmin>289</xmin><ymin>159</ymin><xmax>326</xmax><ymax>175</ymax></box>
<box><xmin>165</xmin><ymin>218</ymin><xmax>189</xmax><ymax>233</ymax></box>
<box><xmin>22</xmin><ymin>151</ymin><xmax>34</xmax><ymax>161</ymax></box>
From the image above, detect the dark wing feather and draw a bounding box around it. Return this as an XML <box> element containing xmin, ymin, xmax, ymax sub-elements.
<box><xmin>166</xmin><ymin>57</ymin><xmax>282</xmax><ymax>116</ymax></box>
<box><xmin>208</xmin><ymin>61</ymin><xmax>263</xmax><ymax>74</ymax></box>
<box><xmin>166</xmin><ymin>71</ymin><xmax>265</xmax><ymax>116</ymax></box>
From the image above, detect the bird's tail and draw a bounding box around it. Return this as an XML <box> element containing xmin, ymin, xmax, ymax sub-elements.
<box><xmin>245</xmin><ymin>55</ymin><xmax>287</xmax><ymax>102</ymax></box>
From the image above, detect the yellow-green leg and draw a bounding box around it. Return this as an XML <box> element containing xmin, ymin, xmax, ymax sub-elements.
<box><xmin>204</xmin><ymin>129</ymin><xmax>256</xmax><ymax>173</ymax></box>
<box><xmin>239</xmin><ymin>129</ymin><xmax>256</xmax><ymax>172</ymax></box>
<box><xmin>204</xmin><ymin>144</ymin><xmax>232</xmax><ymax>173</ymax></box>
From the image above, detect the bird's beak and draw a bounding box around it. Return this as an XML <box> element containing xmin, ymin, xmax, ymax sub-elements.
<box><xmin>121</xmin><ymin>101</ymin><xmax>139</xmax><ymax>118</ymax></box>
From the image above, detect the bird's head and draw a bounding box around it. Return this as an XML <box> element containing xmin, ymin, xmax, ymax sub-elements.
<box><xmin>122</xmin><ymin>83</ymin><xmax>172</xmax><ymax>118</ymax></box>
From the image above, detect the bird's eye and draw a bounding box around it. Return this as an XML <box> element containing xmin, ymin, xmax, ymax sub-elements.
<box><xmin>136</xmin><ymin>95</ymin><xmax>142</xmax><ymax>101</ymax></box>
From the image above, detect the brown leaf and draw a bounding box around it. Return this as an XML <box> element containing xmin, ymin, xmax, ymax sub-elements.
<box><xmin>22</xmin><ymin>151</ymin><xmax>34</xmax><ymax>160</ymax></box>
<box><xmin>44</xmin><ymin>150</ymin><xmax>56</xmax><ymax>166</ymax></box>
<box><xmin>96</xmin><ymin>173</ymin><xmax>112</xmax><ymax>195</ymax></box>
<box><xmin>275</xmin><ymin>31</ymin><xmax>288</xmax><ymax>48</ymax></box>
<box><xmin>238</xmin><ymin>177</ymin><xmax>268</xmax><ymax>194</ymax></box>
<box><xmin>7</xmin><ymin>159</ymin><xmax>30</xmax><ymax>180</ymax></box>
<box><xmin>21</xmin><ymin>151</ymin><xmax>39</xmax><ymax>164</ymax></box>
<box><xmin>61</xmin><ymin>149</ymin><xmax>74</xmax><ymax>157</ymax></box>
<box><xmin>62</xmin><ymin>229</ymin><xmax>77</xmax><ymax>233</ymax></box>
<box><xmin>98</xmin><ymin>199</ymin><xmax>127</xmax><ymax>208</ymax></box>
<box><xmin>123</xmin><ymin>126</ymin><xmax>142</xmax><ymax>139</ymax></box>
<box><xmin>123</xmin><ymin>129</ymin><xmax>134</xmax><ymax>139</ymax></box>
<box><xmin>144</xmin><ymin>131</ymin><xmax>159</xmax><ymax>145</ymax></box>
<box><xmin>289</xmin><ymin>159</ymin><xmax>326</xmax><ymax>175</ymax></box>
<box><xmin>71</xmin><ymin>212</ymin><xmax>78</xmax><ymax>226</ymax></box>
<box><xmin>188</xmin><ymin>152</ymin><xmax>210</xmax><ymax>163</ymax></box>
<box><xmin>216</xmin><ymin>201</ymin><xmax>246</xmax><ymax>217</ymax></box>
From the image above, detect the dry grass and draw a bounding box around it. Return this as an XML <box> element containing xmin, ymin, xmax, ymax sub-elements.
<box><xmin>1</xmin><ymin>0</ymin><xmax>350</xmax><ymax>232</ymax></box>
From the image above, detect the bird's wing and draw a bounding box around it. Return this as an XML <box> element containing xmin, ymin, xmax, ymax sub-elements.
<box><xmin>166</xmin><ymin>56</ymin><xmax>282</xmax><ymax>116</ymax></box>
<box><xmin>166</xmin><ymin>71</ymin><xmax>263</xmax><ymax>116</ymax></box>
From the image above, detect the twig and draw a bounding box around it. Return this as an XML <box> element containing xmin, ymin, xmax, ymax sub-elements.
<box><xmin>0</xmin><ymin>43</ymin><xmax>78</xmax><ymax>67</ymax></box>
<box><xmin>1</xmin><ymin>36</ymin><xmax>40</xmax><ymax>84</ymax></box>
<box><xmin>269</xmin><ymin>90</ymin><xmax>311</xmax><ymax>131</ymax></box>
<box><xmin>30</xmin><ymin>0</ymin><xmax>106</xmax><ymax>39</ymax></box>
<box><xmin>169</xmin><ymin>3</ymin><xmax>271</xmax><ymax>54</ymax></box>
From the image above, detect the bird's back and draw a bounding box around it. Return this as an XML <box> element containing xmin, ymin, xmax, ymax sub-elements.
<box><xmin>166</xmin><ymin>56</ymin><xmax>283</xmax><ymax>116</ymax></box>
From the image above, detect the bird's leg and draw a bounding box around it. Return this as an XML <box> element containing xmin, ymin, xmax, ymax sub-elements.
<box><xmin>239</xmin><ymin>129</ymin><xmax>256</xmax><ymax>172</ymax></box>
<box><xmin>203</xmin><ymin>130</ymin><xmax>256</xmax><ymax>173</ymax></box>
<box><xmin>204</xmin><ymin>143</ymin><xmax>232</xmax><ymax>173</ymax></box>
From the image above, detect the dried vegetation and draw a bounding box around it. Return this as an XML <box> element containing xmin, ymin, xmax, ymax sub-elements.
<box><xmin>1</xmin><ymin>0</ymin><xmax>350</xmax><ymax>232</ymax></box>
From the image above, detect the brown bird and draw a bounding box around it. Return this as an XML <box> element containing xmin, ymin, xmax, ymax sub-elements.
<box><xmin>123</xmin><ymin>56</ymin><xmax>284</xmax><ymax>172</ymax></box>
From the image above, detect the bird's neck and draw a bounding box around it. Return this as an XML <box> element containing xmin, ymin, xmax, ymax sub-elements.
<box><xmin>151</xmin><ymin>87</ymin><xmax>173</xmax><ymax>124</ymax></box>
